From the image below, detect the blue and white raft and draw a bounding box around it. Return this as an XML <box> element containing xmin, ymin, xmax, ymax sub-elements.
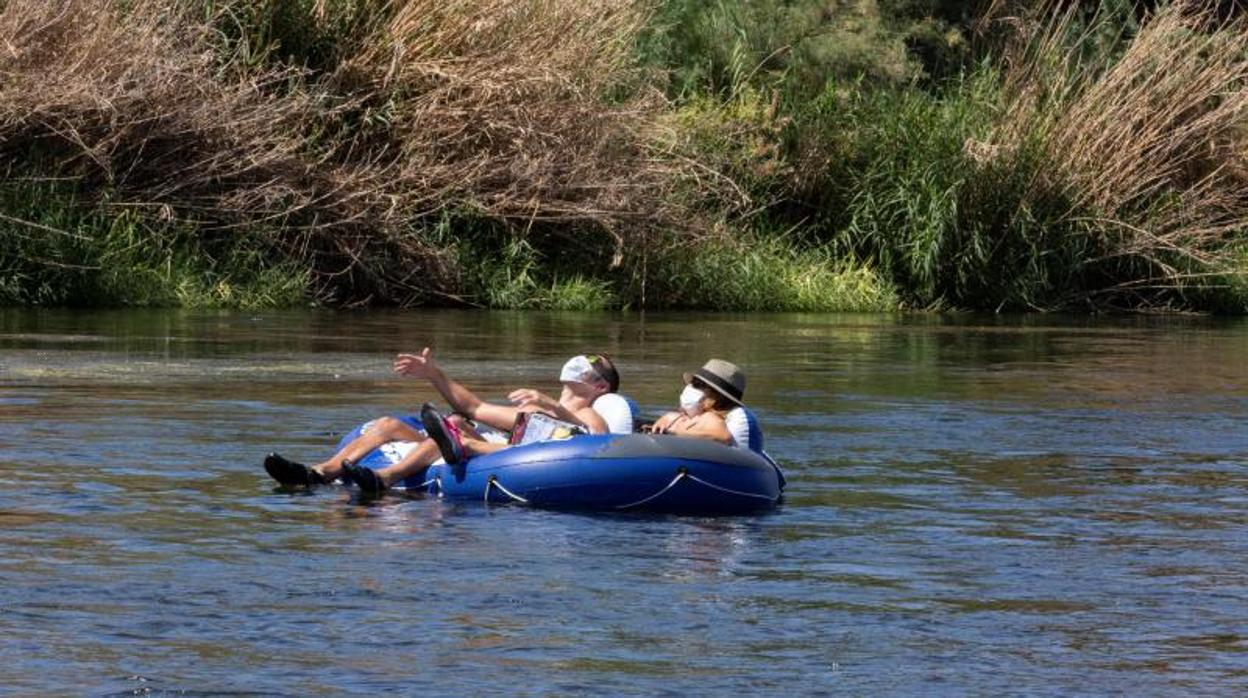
<box><xmin>336</xmin><ymin>419</ymin><xmax>786</xmax><ymax>515</ymax></box>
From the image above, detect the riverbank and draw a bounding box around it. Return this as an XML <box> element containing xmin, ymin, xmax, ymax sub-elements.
<box><xmin>1</xmin><ymin>1</ymin><xmax>1244</xmax><ymax>312</ymax></box>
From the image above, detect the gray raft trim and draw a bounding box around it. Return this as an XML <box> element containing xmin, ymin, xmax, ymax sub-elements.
<box><xmin>594</xmin><ymin>433</ymin><xmax>772</xmax><ymax>470</ymax></box>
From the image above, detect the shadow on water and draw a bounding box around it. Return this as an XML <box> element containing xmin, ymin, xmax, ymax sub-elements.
<box><xmin>0</xmin><ymin>308</ymin><xmax>1246</xmax><ymax>694</ymax></box>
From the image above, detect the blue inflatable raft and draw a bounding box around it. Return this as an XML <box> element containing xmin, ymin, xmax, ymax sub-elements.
<box><xmin>336</xmin><ymin>420</ymin><xmax>785</xmax><ymax>515</ymax></box>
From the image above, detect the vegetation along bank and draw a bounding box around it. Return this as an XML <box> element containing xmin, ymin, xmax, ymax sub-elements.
<box><xmin>1</xmin><ymin>0</ymin><xmax>1245</xmax><ymax>312</ymax></box>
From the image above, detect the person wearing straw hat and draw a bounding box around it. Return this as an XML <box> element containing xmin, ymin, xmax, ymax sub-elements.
<box><xmin>645</xmin><ymin>359</ymin><xmax>747</xmax><ymax>445</ymax></box>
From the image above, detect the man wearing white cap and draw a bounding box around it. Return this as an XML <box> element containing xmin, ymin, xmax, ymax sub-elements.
<box><xmin>263</xmin><ymin>349</ymin><xmax>628</xmax><ymax>491</ymax></box>
<box><xmin>395</xmin><ymin>347</ymin><xmax>621</xmax><ymax>437</ymax></box>
<box><xmin>353</xmin><ymin>349</ymin><xmax>625</xmax><ymax>483</ymax></box>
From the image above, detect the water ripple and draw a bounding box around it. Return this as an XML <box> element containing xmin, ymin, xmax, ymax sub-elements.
<box><xmin>1</xmin><ymin>309</ymin><xmax>1245</xmax><ymax>694</ymax></box>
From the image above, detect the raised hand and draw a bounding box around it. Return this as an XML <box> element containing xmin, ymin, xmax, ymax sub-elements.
<box><xmin>394</xmin><ymin>347</ymin><xmax>439</xmax><ymax>379</ymax></box>
<box><xmin>508</xmin><ymin>388</ymin><xmax>558</xmax><ymax>413</ymax></box>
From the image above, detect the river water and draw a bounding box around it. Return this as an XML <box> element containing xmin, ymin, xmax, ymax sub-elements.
<box><xmin>1</xmin><ymin>309</ymin><xmax>1245</xmax><ymax>695</ymax></box>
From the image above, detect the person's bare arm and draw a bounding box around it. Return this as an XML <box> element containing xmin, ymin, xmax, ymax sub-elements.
<box><xmin>394</xmin><ymin>348</ymin><xmax>520</xmax><ymax>431</ymax></box>
<box><xmin>570</xmin><ymin>405</ymin><xmax>609</xmax><ymax>435</ymax></box>
<box><xmin>655</xmin><ymin>412</ymin><xmax>732</xmax><ymax>444</ymax></box>
<box><xmin>507</xmin><ymin>389</ymin><xmax>609</xmax><ymax>434</ymax></box>
<box><xmin>646</xmin><ymin>411</ymin><xmax>682</xmax><ymax>433</ymax></box>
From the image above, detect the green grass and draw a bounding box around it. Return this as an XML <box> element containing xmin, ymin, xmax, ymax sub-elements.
<box><xmin>1190</xmin><ymin>244</ymin><xmax>1248</xmax><ymax>315</ymax></box>
<box><xmin>644</xmin><ymin>232</ymin><xmax>897</xmax><ymax>312</ymax></box>
<box><xmin>0</xmin><ymin>179</ymin><xmax>309</xmax><ymax>308</ymax></box>
<box><xmin>419</xmin><ymin>208</ymin><xmax>893</xmax><ymax>311</ymax></box>
<box><xmin>639</xmin><ymin>0</ymin><xmax>971</xmax><ymax>102</ymax></box>
<box><xmin>198</xmin><ymin>0</ymin><xmax>385</xmax><ymax>72</ymax></box>
<box><xmin>421</xmin><ymin>213</ymin><xmax>617</xmax><ymax>311</ymax></box>
<box><xmin>798</xmin><ymin>73</ymin><xmax>1078</xmax><ymax>309</ymax></box>
<box><xmin>1227</xmin><ymin>252</ymin><xmax>1248</xmax><ymax>313</ymax></box>
<box><xmin>646</xmin><ymin>5</ymin><xmax>1113</xmax><ymax>311</ymax></box>
<box><xmin>0</xmin><ymin>179</ymin><xmax>890</xmax><ymax>312</ymax></box>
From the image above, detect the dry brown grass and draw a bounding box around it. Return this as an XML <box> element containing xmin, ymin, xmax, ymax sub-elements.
<box><xmin>0</xmin><ymin>0</ymin><xmax>676</xmax><ymax>303</ymax></box>
<box><xmin>345</xmin><ymin>0</ymin><xmax>671</xmax><ymax>223</ymax></box>
<box><xmin>0</xmin><ymin>1</ymin><xmax>317</xmax><ymax>210</ymax></box>
<box><xmin>988</xmin><ymin>0</ymin><xmax>1248</xmax><ymax>298</ymax></box>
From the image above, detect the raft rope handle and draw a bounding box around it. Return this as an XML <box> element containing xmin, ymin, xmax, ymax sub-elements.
<box><xmin>615</xmin><ymin>466</ymin><xmax>779</xmax><ymax>510</ymax></box>
<box><xmin>683</xmin><ymin>472</ymin><xmax>778</xmax><ymax>501</ymax></box>
<box><xmin>485</xmin><ymin>474</ymin><xmax>529</xmax><ymax>504</ymax></box>
<box><xmin>615</xmin><ymin>467</ymin><xmax>689</xmax><ymax>510</ymax></box>
<box><xmin>393</xmin><ymin>477</ymin><xmax>438</xmax><ymax>495</ymax></box>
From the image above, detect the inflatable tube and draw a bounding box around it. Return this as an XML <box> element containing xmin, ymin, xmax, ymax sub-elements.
<box><xmin>334</xmin><ymin>420</ymin><xmax>784</xmax><ymax>515</ymax></box>
<box><xmin>335</xmin><ymin>415</ymin><xmax>434</xmax><ymax>480</ymax></box>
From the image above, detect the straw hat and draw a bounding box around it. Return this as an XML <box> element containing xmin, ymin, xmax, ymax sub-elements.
<box><xmin>682</xmin><ymin>358</ymin><xmax>746</xmax><ymax>407</ymax></box>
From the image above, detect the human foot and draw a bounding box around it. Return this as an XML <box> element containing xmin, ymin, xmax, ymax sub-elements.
<box><xmin>263</xmin><ymin>453</ymin><xmax>327</xmax><ymax>487</ymax></box>
<box><xmin>419</xmin><ymin>403</ymin><xmax>466</xmax><ymax>465</ymax></box>
<box><xmin>341</xmin><ymin>460</ymin><xmax>386</xmax><ymax>495</ymax></box>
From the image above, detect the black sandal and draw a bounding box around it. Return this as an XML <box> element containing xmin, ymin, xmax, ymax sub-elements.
<box><xmin>341</xmin><ymin>459</ymin><xmax>386</xmax><ymax>495</ymax></box>
<box><xmin>420</xmin><ymin>403</ymin><xmax>466</xmax><ymax>465</ymax></box>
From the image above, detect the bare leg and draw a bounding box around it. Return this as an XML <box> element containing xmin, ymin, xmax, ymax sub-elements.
<box><xmin>445</xmin><ymin>414</ymin><xmax>508</xmax><ymax>458</ymax></box>
<box><xmin>312</xmin><ymin>416</ymin><xmax>425</xmax><ymax>480</ymax></box>
<box><xmin>346</xmin><ymin>416</ymin><xmax>491</xmax><ymax>490</ymax></box>
<box><xmin>462</xmin><ymin>439</ymin><xmax>508</xmax><ymax>457</ymax></box>
<box><xmin>372</xmin><ymin>439</ymin><xmax>442</xmax><ymax>487</ymax></box>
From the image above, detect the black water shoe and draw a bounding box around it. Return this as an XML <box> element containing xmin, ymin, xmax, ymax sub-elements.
<box><xmin>263</xmin><ymin>453</ymin><xmax>326</xmax><ymax>487</ymax></box>
<box><xmin>341</xmin><ymin>460</ymin><xmax>386</xmax><ymax>495</ymax></box>
<box><xmin>420</xmin><ymin>403</ymin><xmax>466</xmax><ymax>465</ymax></box>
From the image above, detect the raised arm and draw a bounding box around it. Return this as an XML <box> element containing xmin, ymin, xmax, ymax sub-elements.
<box><xmin>394</xmin><ymin>348</ymin><xmax>521</xmax><ymax>432</ymax></box>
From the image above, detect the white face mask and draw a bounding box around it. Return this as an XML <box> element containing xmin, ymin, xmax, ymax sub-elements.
<box><xmin>679</xmin><ymin>385</ymin><xmax>705</xmax><ymax>415</ymax></box>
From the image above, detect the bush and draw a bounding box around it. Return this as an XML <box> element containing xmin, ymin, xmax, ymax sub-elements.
<box><xmin>0</xmin><ymin>0</ymin><xmax>672</xmax><ymax>305</ymax></box>
<box><xmin>775</xmin><ymin>1</ymin><xmax>1248</xmax><ymax>311</ymax></box>
<box><xmin>788</xmin><ymin>73</ymin><xmax>1097</xmax><ymax>310</ymax></box>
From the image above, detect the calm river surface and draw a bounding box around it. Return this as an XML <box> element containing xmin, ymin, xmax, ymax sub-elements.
<box><xmin>1</xmin><ymin>309</ymin><xmax>1245</xmax><ymax>695</ymax></box>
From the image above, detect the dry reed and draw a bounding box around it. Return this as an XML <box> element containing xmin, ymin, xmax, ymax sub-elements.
<box><xmin>0</xmin><ymin>0</ymin><xmax>676</xmax><ymax>302</ymax></box>
<box><xmin>988</xmin><ymin>0</ymin><xmax>1248</xmax><ymax>300</ymax></box>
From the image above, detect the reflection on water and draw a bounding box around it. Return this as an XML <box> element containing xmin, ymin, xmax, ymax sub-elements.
<box><xmin>0</xmin><ymin>309</ymin><xmax>1246</xmax><ymax>694</ymax></box>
